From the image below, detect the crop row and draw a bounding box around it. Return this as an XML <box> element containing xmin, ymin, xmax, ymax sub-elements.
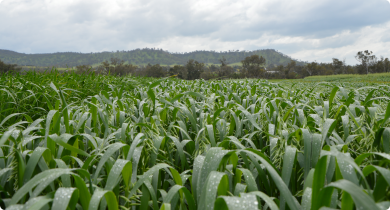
<box><xmin>0</xmin><ymin>72</ymin><xmax>390</xmax><ymax>209</ymax></box>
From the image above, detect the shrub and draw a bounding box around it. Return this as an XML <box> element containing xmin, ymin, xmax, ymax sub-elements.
<box><xmin>0</xmin><ymin>59</ymin><xmax>20</xmax><ymax>74</ymax></box>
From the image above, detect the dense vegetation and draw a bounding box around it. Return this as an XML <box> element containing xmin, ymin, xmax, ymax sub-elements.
<box><xmin>2</xmin><ymin>48</ymin><xmax>389</xmax><ymax>81</ymax></box>
<box><xmin>266</xmin><ymin>54</ymin><xmax>390</xmax><ymax>79</ymax></box>
<box><xmin>78</xmin><ymin>51</ymin><xmax>390</xmax><ymax>80</ymax></box>
<box><xmin>0</xmin><ymin>48</ymin><xmax>300</xmax><ymax>67</ymax></box>
<box><xmin>1</xmin><ymin>71</ymin><xmax>390</xmax><ymax>209</ymax></box>
<box><xmin>0</xmin><ymin>59</ymin><xmax>21</xmax><ymax>74</ymax></box>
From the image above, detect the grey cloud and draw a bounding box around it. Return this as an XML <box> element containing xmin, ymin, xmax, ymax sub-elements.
<box><xmin>381</xmin><ymin>33</ymin><xmax>390</xmax><ymax>42</ymax></box>
<box><xmin>65</xmin><ymin>1</ymin><xmax>103</xmax><ymax>24</ymax></box>
<box><xmin>210</xmin><ymin>0</ymin><xmax>390</xmax><ymax>42</ymax></box>
<box><xmin>0</xmin><ymin>0</ymin><xmax>389</xmax><ymax>63</ymax></box>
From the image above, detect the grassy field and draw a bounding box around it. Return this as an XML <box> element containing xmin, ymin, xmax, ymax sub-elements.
<box><xmin>20</xmin><ymin>66</ymin><xmax>75</xmax><ymax>71</ymax></box>
<box><xmin>302</xmin><ymin>72</ymin><xmax>390</xmax><ymax>83</ymax></box>
<box><xmin>1</xmin><ymin>71</ymin><xmax>390</xmax><ymax>209</ymax></box>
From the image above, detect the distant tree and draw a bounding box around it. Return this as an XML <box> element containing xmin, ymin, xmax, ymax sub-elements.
<box><xmin>284</xmin><ymin>60</ymin><xmax>297</xmax><ymax>79</ymax></box>
<box><xmin>320</xmin><ymin>63</ymin><xmax>334</xmax><ymax>75</ymax></box>
<box><xmin>200</xmin><ymin>70</ymin><xmax>216</xmax><ymax>80</ymax></box>
<box><xmin>332</xmin><ymin>58</ymin><xmax>344</xmax><ymax>74</ymax></box>
<box><xmin>371</xmin><ymin>56</ymin><xmax>379</xmax><ymax>73</ymax></box>
<box><xmin>101</xmin><ymin>60</ymin><xmax>111</xmax><ymax>71</ymax></box>
<box><xmin>385</xmin><ymin>57</ymin><xmax>390</xmax><ymax>73</ymax></box>
<box><xmin>356</xmin><ymin>64</ymin><xmax>366</xmax><ymax>74</ymax></box>
<box><xmin>169</xmin><ymin>65</ymin><xmax>187</xmax><ymax>79</ymax></box>
<box><xmin>109</xmin><ymin>58</ymin><xmax>123</xmax><ymax>67</ymax></box>
<box><xmin>76</xmin><ymin>65</ymin><xmax>93</xmax><ymax>74</ymax></box>
<box><xmin>114</xmin><ymin>64</ymin><xmax>138</xmax><ymax>76</ymax></box>
<box><xmin>0</xmin><ymin>59</ymin><xmax>20</xmax><ymax>74</ymax></box>
<box><xmin>208</xmin><ymin>64</ymin><xmax>219</xmax><ymax>72</ymax></box>
<box><xmin>219</xmin><ymin>56</ymin><xmax>228</xmax><ymax>67</ymax></box>
<box><xmin>342</xmin><ymin>59</ymin><xmax>347</xmax><ymax>74</ymax></box>
<box><xmin>346</xmin><ymin>66</ymin><xmax>356</xmax><ymax>74</ymax></box>
<box><xmin>293</xmin><ymin>65</ymin><xmax>305</xmax><ymax>78</ymax></box>
<box><xmin>145</xmin><ymin>64</ymin><xmax>165</xmax><ymax>78</ymax></box>
<box><xmin>186</xmin><ymin>59</ymin><xmax>204</xmax><ymax>80</ymax></box>
<box><xmin>355</xmin><ymin>50</ymin><xmax>376</xmax><ymax>74</ymax></box>
<box><xmin>378</xmin><ymin>56</ymin><xmax>390</xmax><ymax>73</ymax></box>
<box><xmin>98</xmin><ymin>58</ymin><xmax>137</xmax><ymax>76</ymax></box>
<box><xmin>217</xmin><ymin>56</ymin><xmax>234</xmax><ymax>78</ymax></box>
<box><xmin>305</xmin><ymin>61</ymin><xmax>318</xmax><ymax>76</ymax></box>
<box><xmin>275</xmin><ymin>65</ymin><xmax>285</xmax><ymax>77</ymax></box>
<box><xmin>241</xmin><ymin>55</ymin><xmax>266</xmax><ymax>78</ymax></box>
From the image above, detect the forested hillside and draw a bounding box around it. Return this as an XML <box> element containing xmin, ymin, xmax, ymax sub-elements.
<box><xmin>0</xmin><ymin>48</ymin><xmax>304</xmax><ymax>67</ymax></box>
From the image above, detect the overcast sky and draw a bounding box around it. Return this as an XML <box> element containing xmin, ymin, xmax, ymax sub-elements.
<box><xmin>0</xmin><ymin>0</ymin><xmax>389</xmax><ymax>64</ymax></box>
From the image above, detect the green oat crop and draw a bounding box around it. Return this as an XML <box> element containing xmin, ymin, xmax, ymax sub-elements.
<box><xmin>1</xmin><ymin>71</ymin><xmax>390</xmax><ymax>210</ymax></box>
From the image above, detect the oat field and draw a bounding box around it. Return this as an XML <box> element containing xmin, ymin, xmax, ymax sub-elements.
<box><xmin>1</xmin><ymin>71</ymin><xmax>390</xmax><ymax>210</ymax></box>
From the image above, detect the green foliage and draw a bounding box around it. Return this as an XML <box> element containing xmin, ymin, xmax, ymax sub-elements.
<box><xmin>144</xmin><ymin>64</ymin><xmax>166</xmax><ymax>78</ymax></box>
<box><xmin>241</xmin><ymin>55</ymin><xmax>266</xmax><ymax>78</ymax></box>
<box><xmin>169</xmin><ymin>65</ymin><xmax>188</xmax><ymax>79</ymax></box>
<box><xmin>186</xmin><ymin>59</ymin><xmax>204</xmax><ymax>80</ymax></box>
<box><xmin>298</xmin><ymin>72</ymin><xmax>390</xmax><ymax>83</ymax></box>
<box><xmin>0</xmin><ymin>48</ymin><xmax>302</xmax><ymax>67</ymax></box>
<box><xmin>0</xmin><ymin>59</ymin><xmax>20</xmax><ymax>74</ymax></box>
<box><xmin>97</xmin><ymin>58</ymin><xmax>138</xmax><ymax>76</ymax></box>
<box><xmin>1</xmin><ymin>72</ymin><xmax>390</xmax><ymax>209</ymax></box>
<box><xmin>355</xmin><ymin>50</ymin><xmax>377</xmax><ymax>75</ymax></box>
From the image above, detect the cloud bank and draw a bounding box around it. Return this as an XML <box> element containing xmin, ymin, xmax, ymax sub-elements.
<box><xmin>0</xmin><ymin>0</ymin><xmax>389</xmax><ymax>64</ymax></box>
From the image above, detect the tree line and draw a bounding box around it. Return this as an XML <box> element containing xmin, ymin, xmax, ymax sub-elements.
<box><xmin>0</xmin><ymin>59</ymin><xmax>20</xmax><ymax>74</ymax></box>
<box><xmin>75</xmin><ymin>50</ymin><xmax>389</xmax><ymax>80</ymax></box>
<box><xmin>1</xmin><ymin>50</ymin><xmax>389</xmax><ymax>79</ymax></box>
<box><xmin>0</xmin><ymin>48</ymin><xmax>302</xmax><ymax>67</ymax></box>
<box><xmin>266</xmin><ymin>50</ymin><xmax>390</xmax><ymax>79</ymax></box>
<box><xmin>73</xmin><ymin>55</ymin><xmax>268</xmax><ymax>80</ymax></box>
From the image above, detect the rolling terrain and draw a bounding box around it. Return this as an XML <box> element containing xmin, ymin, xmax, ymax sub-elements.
<box><xmin>0</xmin><ymin>48</ymin><xmax>304</xmax><ymax>67</ymax></box>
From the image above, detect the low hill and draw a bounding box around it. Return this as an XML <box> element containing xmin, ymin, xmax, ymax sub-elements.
<box><xmin>0</xmin><ymin>48</ymin><xmax>305</xmax><ymax>67</ymax></box>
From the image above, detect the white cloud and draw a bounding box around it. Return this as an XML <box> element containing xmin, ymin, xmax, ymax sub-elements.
<box><xmin>289</xmin><ymin>22</ymin><xmax>390</xmax><ymax>64</ymax></box>
<box><xmin>0</xmin><ymin>0</ymin><xmax>389</xmax><ymax>64</ymax></box>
